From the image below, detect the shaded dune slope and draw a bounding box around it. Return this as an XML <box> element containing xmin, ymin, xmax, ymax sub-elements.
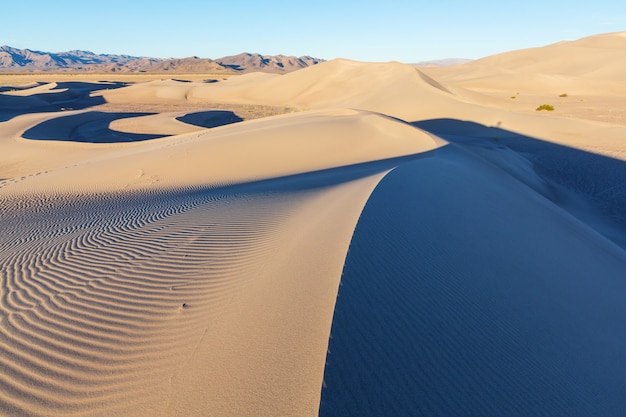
<box><xmin>17</xmin><ymin>109</ymin><xmax>243</xmax><ymax>144</ymax></box>
<box><xmin>320</xmin><ymin>144</ymin><xmax>626</xmax><ymax>416</ymax></box>
<box><xmin>415</xmin><ymin>119</ymin><xmax>626</xmax><ymax>249</ymax></box>
<box><xmin>22</xmin><ymin>111</ymin><xmax>161</xmax><ymax>143</ymax></box>
<box><xmin>0</xmin><ymin>81</ymin><xmax>124</xmax><ymax>122</ymax></box>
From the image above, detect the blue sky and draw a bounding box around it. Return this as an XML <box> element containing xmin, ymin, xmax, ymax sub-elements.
<box><xmin>2</xmin><ymin>0</ymin><xmax>624</xmax><ymax>62</ymax></box>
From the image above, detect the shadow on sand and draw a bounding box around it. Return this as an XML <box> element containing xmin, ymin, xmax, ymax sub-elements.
<box><xmin>320</xmin><ymin>125</ymin><xmax>626</xmax><ymax>416</ymax></box>
<box><xmin>413</xmin><ymin>118</ymin><xmax>626</xmax><ymax>248</ymax></box>
<box><xmin>176</xmin><ymin>110</ymin><xmax>243</xmax><ymax>129</ymax></box>
<box><xmin>22</xmin><ymin>111</ymin><xmax>163</xmax><ymax>143</ymax></box>
<box><xmin>0</xmin><ymin>83</ymin><xmax>45</xmax><ymax>93</ymax></box>
<box><xmin>0</xmin><ymin>81</ymin><xmax>127</xmax><ymax>122</ymax></box>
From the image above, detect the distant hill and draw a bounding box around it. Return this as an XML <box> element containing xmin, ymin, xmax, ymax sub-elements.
<box><xmin>141</xmin><ymin>56</ymin><xmax>229</xmax><ymax>73</ymax></box>
<box><xmin>216</xmin><ymin>53</ymin><xmax>324</xmax><ymax>73</ymax></box>
<box><xmin>0</xmin><ymin>45</ymin><xmax>161</xmax><ymax>72</ymax></box>
<box><xmin>0</xmin><ymin>46</ymin><xmax>323</xmax><ymax>73</ymax></box>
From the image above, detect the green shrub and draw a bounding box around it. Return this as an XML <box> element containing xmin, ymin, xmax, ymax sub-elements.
<box><xmin>559</xmin><ymin>93</ymin><xmax>568</xmax><ymax>97</ymax></box>
<box><xmin>536</xmin><ymin>104</ymin><xmax>555</xmax><ymax>111</ymax></box>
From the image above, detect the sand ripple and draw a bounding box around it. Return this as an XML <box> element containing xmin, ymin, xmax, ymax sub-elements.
<box><xmin>0</xmin><ymin>186</ymin><xmax>295</xmax><ymax>416</ymax></box>
<box><xmin>0</xmin><ymin>155</ymin><xmax>406</xmax><ymax>416</ymax></box>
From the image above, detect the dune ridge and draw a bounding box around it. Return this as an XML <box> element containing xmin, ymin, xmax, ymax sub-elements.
<box><xmin>320</xmin><ymin>145</ymin><xmax>626</xmax><ymax>416</ymax></box>
<box><xmin>0</xmin><ymin>160</ymin><xmax>408</xmax><ymax>416</ymax></box>
<box><xmin>94</xmin><ymin>57</ymin><xmax>626</xmax><ymax>160</ymax></box>
<box><xmin>1</xmin><ymin>108</ymin><xmax>444</xmax><ymax>195</ymax></box>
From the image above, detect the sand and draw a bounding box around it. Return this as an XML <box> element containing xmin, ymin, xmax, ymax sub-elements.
<box><xmin>1</xmin><ymin>32</ymin><xmax>626</xmax><ymax>416</ymax></box>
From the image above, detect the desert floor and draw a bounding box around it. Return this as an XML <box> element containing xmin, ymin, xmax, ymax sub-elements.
<box><xmin>1</xmin><ymin>32</ymin><xmax>626</xmax><ymax>416</ymax></box>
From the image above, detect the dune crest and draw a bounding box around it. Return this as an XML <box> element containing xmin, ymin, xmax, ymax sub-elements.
<box><xmin>3</xmin><ymin>108</ymin><xmax>445</xmax><ymax>195</ymax></box>
<box><xmin>0</xmin><ymin>167</ymin><xmax>396</xmax><ymax>416</ymax></box>
<box><xmin>97</xmin><ymin>60</ymin><xmax>460</xmax><ymax>121</ymax></box>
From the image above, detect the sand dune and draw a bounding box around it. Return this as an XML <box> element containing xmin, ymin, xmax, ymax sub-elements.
<box><xmin>421</xmin><ymin>32</ymin><xmax>626</xmax><ymax>128</ymax></box>
<box><xmin>1</xmin><ymin>32</ymin><xmax>626</xmax><ymax>416</ymax></box>
<box><xmin>422</xmin><ymin>32</ymin><xmax>626</xmax><ymax>91</ymax></box>
<box><xmin>0</xmin><ymin>98</ymin><xmax>444</xmax><ymax>416</ymax></box>
<box><xmin>2</xmin><ymin>108</ymin><xmax>444</xmax><ymax>194</ymax></box>
<box><xmin>0</xmin><ymin>166</ymin><xmax>398</xmax><ymax>416</ymax></box>
<box><xmin>469</xmin><ymin>31</ymin><xmax>626</xmax><ymax>81</ymax></box>
<box><xmin>96</xmin><ymin>55</ymin><xmax>626</xmax><ymax>159</ymax></box>
<box><xmin>320</xmin><ymin>144</ymin><xmax>626</xmax><ymax>416</ymax></box>
<box><xmin>97</xmin><ymin>60</ymin><xmax>461</xmax><ymax>121</ymax></box>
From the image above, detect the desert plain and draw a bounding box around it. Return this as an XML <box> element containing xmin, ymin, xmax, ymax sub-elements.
<box><xmin>1</xmin><ymin>32</ymin><xmax>626</xmax><ymax>416</ymax></box>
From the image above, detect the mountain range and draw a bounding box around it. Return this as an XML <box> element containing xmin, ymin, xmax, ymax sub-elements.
<box><xmin>0</xmin><ymin>45</ymin><xmax>324</xmax><ymax>73</ymax></box>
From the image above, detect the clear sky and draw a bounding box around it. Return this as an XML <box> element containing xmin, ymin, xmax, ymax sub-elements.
<box><xmin>2</xmin><ymin>0</ymin><xmax>624</xmax><ymax>62</ymax></box>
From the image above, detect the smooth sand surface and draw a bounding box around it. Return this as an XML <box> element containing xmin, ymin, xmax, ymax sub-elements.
<box><xmin>1</xmin><ymin>32</ymin><xmax>626</xmax><ymax>416</ymax></box>
<box><xmin>320</xmin><ymin>145</ymin><xmax>626</xmax><ymax>416</ymax></box>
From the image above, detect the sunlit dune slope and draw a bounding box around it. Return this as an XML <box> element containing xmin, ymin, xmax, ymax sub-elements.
<box><xmin>1</xmin><ymin>108</ymin><xmax>445</xmax><ymax>195</ymax></box>
<box><xmin>423</xmin><ymin>32</ymin><xmax>626</xmax><ymax>95</ymax></box>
